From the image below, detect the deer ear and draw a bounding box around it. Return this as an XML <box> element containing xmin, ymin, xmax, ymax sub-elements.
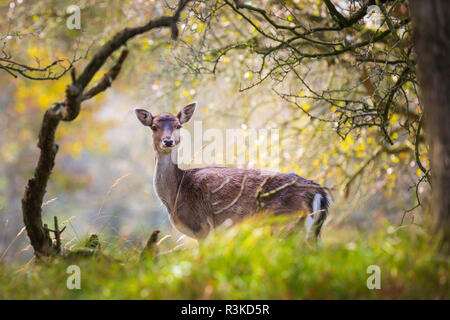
<box><xmin>135</xmin><ymin>109</ymin><xmax>153</xmax><ymax>126</ymax></box>
<box><xmin>177</xmin><ymin>102</ymin><xmax>197</xmax><ymax>124</ymax></box>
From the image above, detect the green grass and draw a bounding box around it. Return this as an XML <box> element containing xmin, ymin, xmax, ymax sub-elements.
<box><xmin>0</xmin><ymin>217</ymin><xmax>448</xmax><ymax>299</ymax></box>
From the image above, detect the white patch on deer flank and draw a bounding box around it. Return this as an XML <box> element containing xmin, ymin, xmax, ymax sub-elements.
<box><xmin>312</xmin><ymin>193</ymin><xmax>322</xmax><ymax>213</ymax></box>
<box><xmin>305</xmin><ymin>193</ymin><xmax>323</xmax><ymax>239</ymax></box>
<box><xmin>305</xmin><ymin>213</ymin><xmax>315</xmax><ymax>238</ymax></box>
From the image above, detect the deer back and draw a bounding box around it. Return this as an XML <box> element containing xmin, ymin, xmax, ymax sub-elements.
<box><xmin>171</xmin><ymin>166</ymin><xmax>325</xmax><ymax>238</ymax></box>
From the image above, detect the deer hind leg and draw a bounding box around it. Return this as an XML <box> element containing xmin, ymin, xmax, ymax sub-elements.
<box><xmin>305</xmin><ymin>193</ymin><xmax>329</xmax><ymax>244</ymax></box>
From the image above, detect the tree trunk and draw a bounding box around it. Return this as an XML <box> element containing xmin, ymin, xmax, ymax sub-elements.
<box><xmin>20</xmin><ymin>0</ymin><xmax>191</xmax><ymax>258</ymax></box>
<box><xmin>410</xmin><ymin>0</ymin><xmax>450</xmax><ymax>250</ymax></box>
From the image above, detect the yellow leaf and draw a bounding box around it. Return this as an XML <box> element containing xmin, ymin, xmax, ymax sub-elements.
<box><xmin>321</xmin><ymin>153</ymin><xmax>328</xmax><ymax>165</ymax></box>
<box><xmin>390</xmin><ymin>132</ymin><xmax>399</xmax><ymax>141</ymax></box>
<box><xmin>356</xmin><ymin>143</ymin><xmax>366</xmax><ymax>152</ymax></box>
<box><xmin>28</xmin><ymin>46</ymin><xmax>40</xmax><ymax>58</ymax></box>
<box><xmin>390</xmin><ymin>114</ymin><xmax>399</xmax><ymax>125</ymax></box>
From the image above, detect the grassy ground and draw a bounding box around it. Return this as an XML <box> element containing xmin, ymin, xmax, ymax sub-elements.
<box><xmin>0</xmin><ymin>217</ymin><xmax>448</xmax><ymax>299</ymax></box>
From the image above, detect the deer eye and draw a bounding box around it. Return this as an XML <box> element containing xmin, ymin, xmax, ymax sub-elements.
<box><xmin>151</xmin><ymin>125</ymin><xmax>157</xmax><ymax>131</ymax></box>
<box><xmin>176</xmin><ymin>124</ymin><xmax>182</xmax><ymax>129</ymax></box>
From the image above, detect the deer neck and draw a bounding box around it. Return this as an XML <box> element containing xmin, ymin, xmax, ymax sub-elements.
<box><xmin>153</xmin><ymin>151</ymin><xmax>183</xmax><ymax>213</ymax></box>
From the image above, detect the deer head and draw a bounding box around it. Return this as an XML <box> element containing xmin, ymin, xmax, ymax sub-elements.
<box><xmin>135</xmin><ymin>102</ymin><xmax>196</xmax><ymax>154</ymax></box>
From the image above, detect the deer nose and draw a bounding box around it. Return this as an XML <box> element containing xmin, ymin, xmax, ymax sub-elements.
<box><xmin>163</xmin><ymin>139</ymin><xmax>174</xmax><ymax>147</ymax></box>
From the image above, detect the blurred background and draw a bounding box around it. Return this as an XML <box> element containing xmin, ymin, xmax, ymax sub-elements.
<box><xmin>0</xmin><ymin>0</ymin><xmax>428</xmax><ymax>263</ymax></box>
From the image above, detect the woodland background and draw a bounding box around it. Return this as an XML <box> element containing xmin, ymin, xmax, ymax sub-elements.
<box><xmin>0</xmin><ymin>0</ymin><xmax>448</xmax><ymax>299</ymax></box>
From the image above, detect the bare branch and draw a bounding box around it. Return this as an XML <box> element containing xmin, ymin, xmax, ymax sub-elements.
<box><xmin>21</xmin><ymin>0</ymin><xmax>192</xmax><ymax>258</ymax></box>
<box><xmin>82</xmin><ymin>49</ymin><xmax>129</xmax><ymax>101</ymax></box>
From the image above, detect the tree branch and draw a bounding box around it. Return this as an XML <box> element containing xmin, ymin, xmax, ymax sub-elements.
<box><xmin>82</xmin><ymin>49</ymin><xmax>129</xmax><ymax>101</ymax></box>
<box><xmin>21</xmin><ymin>0</ymin><xmax>191</xmax><ymax>258</ymax></box>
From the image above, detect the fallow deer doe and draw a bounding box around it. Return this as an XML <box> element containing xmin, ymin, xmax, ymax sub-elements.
<box><xmin>135</xmin><ymin>102</ymin><xmax>330</xmax><ymax>241</ymax></box>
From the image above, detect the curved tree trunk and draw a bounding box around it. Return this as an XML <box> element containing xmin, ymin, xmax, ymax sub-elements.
<box><xmin>21</xmin><ymin>0</ymin><xmax>191</xmax><ymax>258</ymax></box>
<box><xmin>410</xmin><ymin>0</ymin><xmax>450</xmax><ymax>250</ymax></box>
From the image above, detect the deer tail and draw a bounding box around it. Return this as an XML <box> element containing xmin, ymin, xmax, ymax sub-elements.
<box><xmin>306</xmin><ymin>190</ymin><xmax>331</xmax><ymax>241</ymax></box>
